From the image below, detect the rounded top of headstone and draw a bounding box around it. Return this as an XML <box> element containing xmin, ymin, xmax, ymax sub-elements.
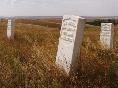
<box><xmin>8</xmin><ymin>19</ymin><xmax>12</xmax><ymax>22</ymax></box>
<box><xmin>77</xmin><ymin>16</ymin><xmax>85</xmax><ymax>19</ymax></box>
<box><xmin>101</xmin><ymin>23</ymin><xmax>112</xmax><ymax>25</ymax></box>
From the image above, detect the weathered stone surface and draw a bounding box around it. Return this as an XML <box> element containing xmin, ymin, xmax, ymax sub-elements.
<box><xmin>7</xmin><ymin>19</ymin><xmax>14</xmax><ymax>39</ymax></box>
<box><xmin>100</xmin><ymin>23</ymin><xmax>114</xmax><ymax>49</ymax></box>
<box><xmin>56</xmin><ymin>15</ymin><xmax>85</xmax><ymax>75</ymax></box>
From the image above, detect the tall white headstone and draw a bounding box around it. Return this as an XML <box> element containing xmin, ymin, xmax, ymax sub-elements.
<box><xmin>100</xmin><ymin>23</ymin><xmax>114</xmax><ymax>49</ymax></box>
<box><xmin>56</xmin><ymin>15</ymin><xmax>85</xmax><ymax>75</ymax></box>
<box><xmin>7</xmin><ymin>19</ymin><xmax>14</xmax><ymax>39</ymax></box>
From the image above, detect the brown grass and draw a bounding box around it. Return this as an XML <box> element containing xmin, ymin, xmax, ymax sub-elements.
<box><xmin>0</xmin><ymin>19</ymin><xmax>118</xmax><ymax>88</ymax></box>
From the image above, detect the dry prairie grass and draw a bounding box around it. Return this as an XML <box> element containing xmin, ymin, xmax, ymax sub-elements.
<box><xmin>0</xmin><ymin>19</ymin><xmax>118</xmax><ymax>88</ymax></box>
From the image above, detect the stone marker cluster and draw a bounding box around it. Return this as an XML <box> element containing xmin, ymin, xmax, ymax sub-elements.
<box><xmin>7</xmin><ymin>19</ymin><xmax>14</xmax><ymax>39</ymax></box>
<box><xmin>56</xmin><ymin>15</ymin><xmax>114</xmax><ymax>75</ymax></box>
<box><xmin>4</xmin><ymin>16</ymin><xmax>114</xmax><ymax>75</ymax></box>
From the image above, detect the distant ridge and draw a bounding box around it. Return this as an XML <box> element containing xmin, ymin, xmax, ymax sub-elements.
<box><xmin>0</xmin><ymin>16</ymin><xmax>63</xmax><ymax>20</ymax></box>
<box><xmin>0</xmin><ymin>16</ymin><xmax>118</xmax><ymax>20</ymax></box>
<box><xmin>82</xmin><ymin>16</ymin><xmax>118</xmax><ymax>20</ymax></box>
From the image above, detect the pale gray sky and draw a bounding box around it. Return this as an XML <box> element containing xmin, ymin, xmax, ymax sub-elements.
<box><xmin>0</xmin><ymin>0</ymin><xmax>117</xmax><ymax>16</ymax></box>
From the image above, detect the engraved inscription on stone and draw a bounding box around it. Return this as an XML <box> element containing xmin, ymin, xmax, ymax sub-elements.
<box><xmin>100</xmin><ymin>23</ymin><xmax>113</xmax><ymax>49</ymax></box>
<box><xmin>60</xmin><ymin>17</ymin><xmax>78</xmax><ymax>43</ymax></box>
<box><xmin>7</xmin><ymin>19</ymin><xmax>14</xmax><ymax>39</ymax></box>
<box><xmin>56</xmin><ymin>15</ymin><xmax>85</xmax><ymax>75</ymax></box>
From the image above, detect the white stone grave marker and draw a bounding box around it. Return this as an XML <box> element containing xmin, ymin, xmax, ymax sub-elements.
<box><xmin>100</xmin><ymin>23</ymin><xmax>114</xmax><ymax>49</ymax></box>
<box><xmin>56</xmin><ymin>15</ymin><xmax>85</xmax><ymax>75</ymax></box>
<box><xmin>7</xmin><ymin>19</ymin><xmax>14</xmax><ymax>39</ymax></box>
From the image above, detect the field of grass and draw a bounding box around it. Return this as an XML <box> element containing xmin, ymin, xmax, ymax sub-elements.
<box><xmin>0</xmin><ymin>19</ymin><xmax>118</xmax><ymax>88</ymax></box>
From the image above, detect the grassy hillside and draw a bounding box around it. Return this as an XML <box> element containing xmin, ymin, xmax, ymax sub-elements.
<box><xmin>0</xmin><ymin>19</ymin><xmax>118</xmax><ymax>88</ymax></box>
<box><xmin>15</xmin><ymin>19</ymin><xmax>62</xmax><ymax>29</ymax></box>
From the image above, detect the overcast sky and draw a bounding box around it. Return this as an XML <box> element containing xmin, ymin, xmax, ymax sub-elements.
<box><xmin>0</xmin><ymin>0</ymin><xmax>117</xmax><ymax>16</ymax></box>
